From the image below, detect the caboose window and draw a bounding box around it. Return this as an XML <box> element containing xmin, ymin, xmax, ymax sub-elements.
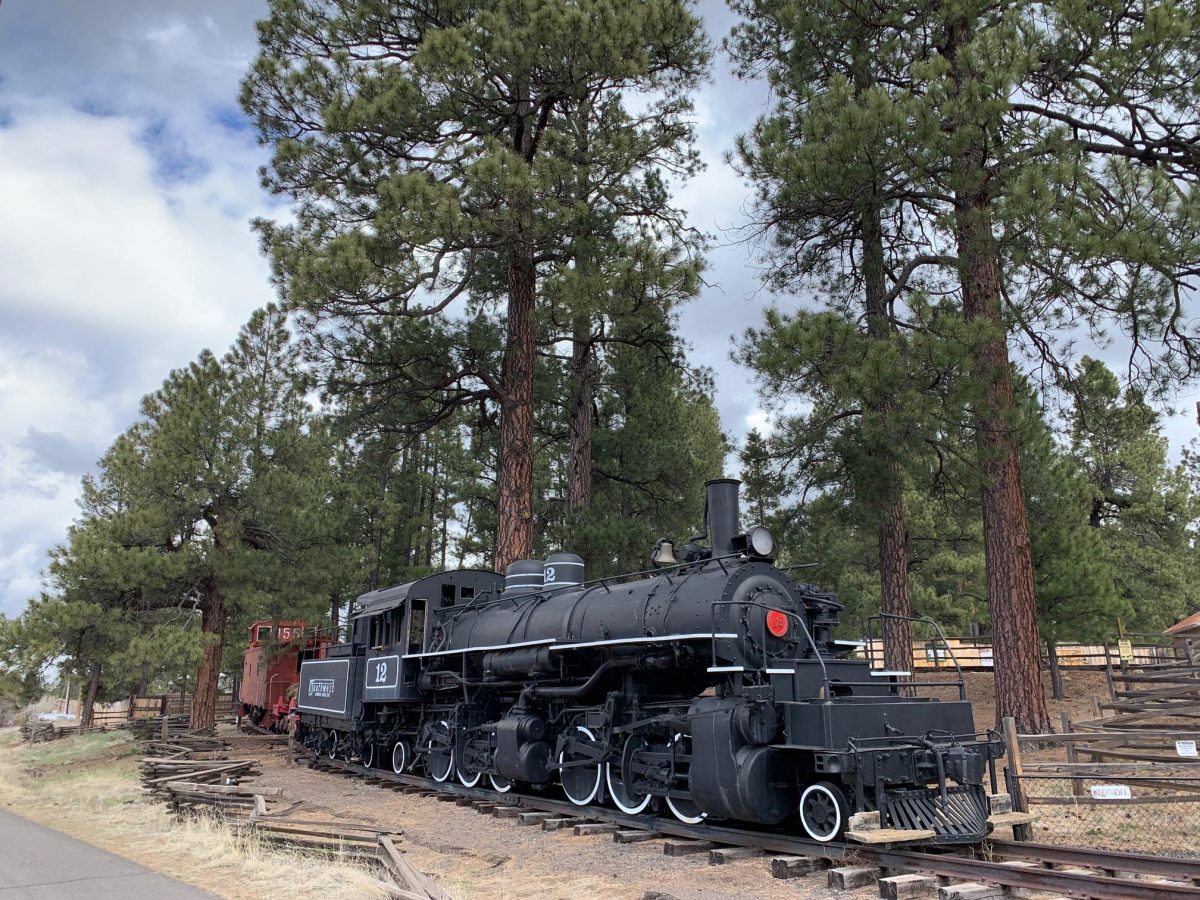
<box><xmin>256</xmin><ymin>625</ymin><xmax>271</xmax><ymax>643</ymax></box>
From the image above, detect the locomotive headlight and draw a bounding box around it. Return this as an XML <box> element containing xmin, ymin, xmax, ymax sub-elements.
<box><xmin>747</xmin><ymin>525</ymin><xmax>774</xmax><ymax>557</ymax></box>
<box><xmin>766</xmin><ymin>609</ymin><xmax>789</xmax><ymax>638</ymax></box>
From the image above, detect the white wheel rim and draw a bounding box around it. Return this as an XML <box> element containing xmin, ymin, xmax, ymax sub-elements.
<box><xmin>489</xmin><ymin>775</ymin><xmax>512</xmax><ymax>793</ymax></box>
<box><xmin>392</xmin><ymin>742</ymin><xmax>407</xmax><ymax>774</ymax></box>
<box><xmin>665</xmin><ymin>795</ymin><xmax>706</xmax><ymax>824</ymax></box>
<box><xmin>326</xmin><ymin>730</ymin><xmax>338</xmax><ymax>759</ymax></box>
<box><xmin>459</xmin><ymin>764</ymin><xmax>481</xmax><ymax>787</ymax></box>
<box><xmin>559</xmin><ymin>725</ymin><xmax>601</xmax><ymax>806</ymax></box>
<box><xmin>363</xmin><ymin>742</ymin><xmax>375</xmax><ymax>768</ymax></box>
<box><xmin>799</xmin><ymin>783</ymin><xmax>842</xmax><ymax>842</ymax></box>
<box><xmin>606</xmin><ymin>763</ymin><xmax>651</xmax><ymax>814</ymax></box>
<box><xmin>665</xmin><ymin>733</ymin><xmax>705</xmax><ymax>823</ymax></box>
<box><xmin>430</xmin><ymin>720</ymin><xmax>454</xmax><ymax>783</ymax></box>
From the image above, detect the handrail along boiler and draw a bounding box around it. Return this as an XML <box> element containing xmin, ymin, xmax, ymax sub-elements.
<box><xmin>296</xmin><ymin>479</ymin><xmax>1004</xmax><ymax>843</ymax></box>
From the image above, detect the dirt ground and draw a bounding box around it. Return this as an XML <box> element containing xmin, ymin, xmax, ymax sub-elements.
<box><xmin>5</xmin><ymin>667</ymin><xmax>1190</xmax><ymax>898</ymax></box>
<box><xmin>227</xmin><ymin>669</ymin><xmax>1116</xmax><ymax>899</ymax></box>
<box><xmin>239</xmin><ymin>732</ymin><xmax>873</xmax><ymax>900</ymax></box>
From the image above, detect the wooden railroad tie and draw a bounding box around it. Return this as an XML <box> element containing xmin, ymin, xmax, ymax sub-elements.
<box><xmin>663</xmin><ymin>839</ymin><xmax>714</xmax><ymax>857</ymax></box>
<box><xmin>828</xmin><ymin>866</ymin><xmax>878</xmax><ymax>890</ymax></box>
<box><xmin>878</xmin><ymin>873</ymin><xmax>938</xmax><ymax>899</ymax></box>
<box><xmin>543</xmin><ymin>816</ymin><xmax>590</xmax><ymax>831</ymax></box>
<box><xmin>573</xmin><ymin>822</ymin><xmax>620</xmax><ymax>835</ymax></box>
<box><xmin>936</xmin><ymin>883</ymin><xmax>1003</xmax><ymax>900</ymax></box>
<box><xmin>708</xmin><ymin>846</ymin><xmax>763</xmax><ymax>865</ymax></box>
<box><xmin>492</xmin><ymin>806</ymin><xmax>523</xmax><ymax>819</ymax></box>
<box><xmin>613</xmin><ymin>829</ymin><xmax>663</xmax><ymax>844</ymax></box>
<box><xmin>771</xmin><ymin>855</ymin><xmax>825</xmax><ymax>879</ymax></box>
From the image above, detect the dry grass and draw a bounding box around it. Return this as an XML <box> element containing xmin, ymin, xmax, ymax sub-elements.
<box><xmin>0</xmin><ymin>729</ymin><xmax>391</xmax><ymax>900</ymax></box>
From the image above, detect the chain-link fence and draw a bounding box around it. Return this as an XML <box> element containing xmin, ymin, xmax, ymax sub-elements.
<box><xmin>1010</xmin><ymin>772</ymin><xmax>1200</xmax><ymax>858</ymax></box>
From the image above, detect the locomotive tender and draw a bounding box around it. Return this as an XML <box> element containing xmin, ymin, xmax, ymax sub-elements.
<box><xmin>298</xmin><ymin>479</ymin><xmax>1004</xmax><ymax>844</ymax></box>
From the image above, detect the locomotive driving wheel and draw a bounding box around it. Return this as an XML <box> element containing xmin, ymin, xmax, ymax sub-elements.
<box><xmin>391</xmin><ymin>740</ymin><xmax>411</xmax><ymax>775</ymax></box>
<box><xmin>423</xmin><ymin>720</ymin><xmax>454</xmax><ymax>783</ymax></box>
<box><xmin>558</xmin><ymin>724</ymin><xmax>602</xmax><ymax>806</ymax></box>
<box><xmin>664</xmin><ymin>732</ymin><xmax>706</xmax><ymax>824</ymax></box>
<box><xmin>489</xmin><ymin>774</ymin><xmax>513</xmax><ymax>793</ymax></box>
<box><xmin>362</xmin><ymin>739</ymin><xmax>376</xmax><ymax>769</ymax></box>
<box><xmin>799</xmin><ymin>781</ymin><xmax>849</xmax><ymax>842</ymax></box>
<box><xmin>606</xmin><ymin>734</ymin><xmax>651</xmax><ymax>814</ymax></box>
<box><xmin>324</xmin><ymin>729</ymin><xmax>339</xmax><ymax>760</ymax></box>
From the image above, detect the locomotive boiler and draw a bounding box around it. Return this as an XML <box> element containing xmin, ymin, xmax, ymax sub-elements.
<box><xmin>296</xmin><ymin>479</ymin><xmax>1005</xmax><ymax>844</ymax></box>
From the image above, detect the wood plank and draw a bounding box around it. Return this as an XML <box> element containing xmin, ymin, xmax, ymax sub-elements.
<box><xmin>378</xmin><ymin>835</ymin><xmax>452</xmax><ymax>900</ymax></box>
<box><xmin>846</xmin><ymin>828</ymin><xmax>936</xmax><ymax>844</ymax></box>
<box><xmin>987</xmin><ymin>812</ymin><xmax>1036</xmax><ymax>827</ymax></box>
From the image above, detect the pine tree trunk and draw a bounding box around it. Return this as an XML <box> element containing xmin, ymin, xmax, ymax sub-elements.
<box><xmin>861</xmin><ymin>203</ymin><xmax>913</xmax><ymax>676</ymax></box>
<box><xmin>945</xmin><ymin>16</ymin><xmax>1050</xmax><ymax>735</ymax></box>
<box><xmin>1047</xmin><ymin>640</ymin><xmax>1064</xmax><ymax>700</ymax></box>
<box><xmin>953</xmin><ymin>186</ymin><xmax>1051</xmax><ymax>733</ymax></box>
<box><xmin>80</xmin><ymin>661</ymin><xmax>101</xmax><ymax>728</ymax></box>
<box><xmin>330</xmin><ymin>592</ymin><xmax>340</xmax><ymax>632</ymax></box>
<box><xmin>191</xmin><ymin>576</ymin><xmax>227</xmax><ymax>733</ymax></box>
<box><xmin>567</xmin><ymin>314</ymin><xmax>595</xmax><ymax>515</ymax></box>
<box><xmin>495</xmin><ymin>238</ymin><xmax>537</xmax><ymax>572</ymax></box>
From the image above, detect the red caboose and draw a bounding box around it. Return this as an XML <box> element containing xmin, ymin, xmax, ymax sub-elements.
<box><xmin>239</xmin><ymin>620</ymin><xmax>327</xmax><ymax>731</ymax></box>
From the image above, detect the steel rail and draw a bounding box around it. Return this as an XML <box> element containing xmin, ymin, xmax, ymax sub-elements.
<box><xmin>984</xmin><ymin>839</ymin><xmax>1200</xmax><ymax>881</ymax></box>
<box><xmin>302</xmin><ymin>751</ymin><xmax>1200</xmax><ymax>900</ymax></box>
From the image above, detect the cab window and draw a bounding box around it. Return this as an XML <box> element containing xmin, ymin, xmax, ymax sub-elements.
<box><xmin>407</xmin><ymin>599</ymin><xmax>427</xmax><ymax>655</ymax></box>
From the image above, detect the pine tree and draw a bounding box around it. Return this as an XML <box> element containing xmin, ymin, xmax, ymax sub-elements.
<box><xmin>1069</xmin><ymin>358</ymin><xmax>1200</xmax><ymax>632</ymax></box>
<box><xmin>242</xmin><ymin>0</ymin><xmax>709</xmax><ymax>572</ymax></box>
<box><xmin>728</xmin><ymin>0</ymin><xmax>1200</xmax><ymax>730</ymax></box>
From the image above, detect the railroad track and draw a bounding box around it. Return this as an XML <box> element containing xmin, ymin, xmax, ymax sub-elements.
<box><xmin>297</xmin><ymin>750</ymin><xmax>1200</xmax><ymax>900</ymax></box>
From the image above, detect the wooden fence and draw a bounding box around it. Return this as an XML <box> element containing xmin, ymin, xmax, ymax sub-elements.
<box><xmin>1001</xmin><ymin>651</ymin><xmax>1200</xmax><ymax>856</ymax></box>
<box><xmin>86</xmin><ymin>693</ymin><xmax>237</xmax><ymax>728</ymax></box>
<box><xmin>861</xmin><ymin>638</ymin><xmax>1178</xmax><ymax>671</ymax></box>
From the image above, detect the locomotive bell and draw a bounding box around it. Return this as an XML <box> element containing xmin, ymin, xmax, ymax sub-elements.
<box><xmin>651</xmin><ymin>538</ymin><xmax>677</xmax><ymax>568</ymax></box>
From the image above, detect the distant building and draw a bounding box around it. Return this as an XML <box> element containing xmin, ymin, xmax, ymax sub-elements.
<box><xmin>1165</xmin><ymin>610</ymin><xmax>1200</xmax><ymax>662</ymax></box>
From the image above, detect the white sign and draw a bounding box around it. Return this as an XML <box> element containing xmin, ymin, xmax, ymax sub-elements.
<box><xmin>1176</xmin><ymin>740</ymin><xmax>1198</xmax><ymax>758</ymax></box>
<box><xmin>1090</xmin><ymin>784</ymin><xmax>1132</xmax><ymax>800</ymax></box>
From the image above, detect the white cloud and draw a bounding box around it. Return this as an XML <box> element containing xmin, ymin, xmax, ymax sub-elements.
<box><xmin>0</xmin><ymin>9</ymin><xmax>278</xmax><ymax>618</ymax></box>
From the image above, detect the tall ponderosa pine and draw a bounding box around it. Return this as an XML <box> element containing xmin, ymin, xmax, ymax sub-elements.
<box><xmin>729</xmin><ymin>0</ymin><xmax>961</xmax><ymax>676</ymax></box>
<box><xmin>730</xmin><ymin>0</ymin><xmax>1200</xmax><ymax>730</ymax></box>
<box><xmin>128</xmin><ymin>308</ymin><xmax>333</xmax><ymax>729</ymax></box>
<box><xmin>242</xmin><ymin>0</ymin><xmax>709</xmax><ymax>572</ymax></box>
<box><xmin>1069</xmin><ymin>358</ymin><xmax>1200</xmax><ymax>632</ymax></box>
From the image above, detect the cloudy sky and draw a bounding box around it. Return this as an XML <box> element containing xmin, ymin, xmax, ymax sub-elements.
<box><xmin>0</xmin><ymin>1</ymin><xmax>1195</xmax><ymax>621</ymax></box>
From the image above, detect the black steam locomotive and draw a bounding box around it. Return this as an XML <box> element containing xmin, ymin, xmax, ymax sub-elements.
<box><xmin>297</xmin><ymin>479</ymin><xmax>1005</xmax><ymax>845</ymax></box>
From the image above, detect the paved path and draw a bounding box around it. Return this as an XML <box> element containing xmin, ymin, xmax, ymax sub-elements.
<box><xmin>0</xmin><ymin>808</ymin><xmax>213</xmax><ymax>898</ymax></box>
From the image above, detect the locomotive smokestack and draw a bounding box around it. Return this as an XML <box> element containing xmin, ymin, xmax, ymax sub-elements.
<box><xmin>705</xmin><ymin>478</ymin><xmax>741</xmax><ymax>556</ymax></box>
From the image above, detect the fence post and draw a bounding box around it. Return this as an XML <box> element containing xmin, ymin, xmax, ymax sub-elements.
<box><xmin>1104</xmin><ymin>643</ymin><xmax>1116</xmax><ymax>702</ymax></box>
<box><xmin>1001</xmin><ymin>716</ymin><xmax>1033</xmax><ymax>842</ymax></box>
<box><xmin>1060</xmin><ymin>713</ymin><xmax>1083</xmax><ymax>797</ymax></box>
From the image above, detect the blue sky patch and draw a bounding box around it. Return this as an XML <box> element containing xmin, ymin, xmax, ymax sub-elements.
<box><xmin>138</xmin><ymin>118</ymin><xmax>212</xmax><ymax>186</ymax></box>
